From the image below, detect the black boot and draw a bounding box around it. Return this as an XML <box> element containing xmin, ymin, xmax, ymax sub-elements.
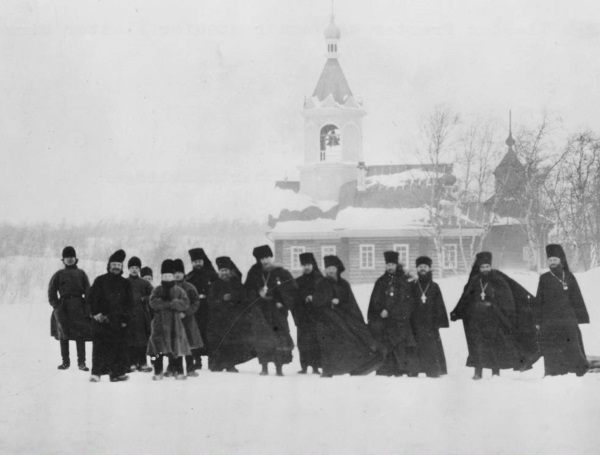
<box><xmin>492</xmin><ymin>368</ymin><xmax>500</xmax><ymax>377</ymax></box>
<box><xmin>275</xmin><ymin>364</ymin><xmax>284</xmax><ymax>377</ymax></box>
<box><xmin>78</xmin><ymin>362</ymin><xmax>89</xmax><ymax>372</ymax></box>
<box><xmin>260</xmin><ymin>364</ymin><xmax>269</xmax><ymax>376</ymax></box>
<box><xmin>473</xmin><ymin>367</ymin><xmax>483</xmax><ymax>380</ymax></box>
<box><xmin>57</xmin><ymin>362</ymin><xmax>70</xmax><ymax>370</ymax></box>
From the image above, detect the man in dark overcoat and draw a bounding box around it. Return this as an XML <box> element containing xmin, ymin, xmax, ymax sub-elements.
<box><xmin>244</xmin><ymin>244</ymin><xmax>296</xmax><ymax>376</ymax></box>
<box><xmin>292</xmin><ymin>252</ymin><xmax>323</xmax><ymax>375</ymax></box>
<box><xmin>48</xmin><ymin>246</ymin><xmax>92</xmax><ymax>371</ymax></box>
<box><xmin>172</xmin><ymin>258</ymin><xmax>203</xmax><ymax>377</ymax></box>
<box><xmin>88</xmin><ymin>249</ymin><xmax>133</xmax><ymax>382</ymax></box>
<box><xmin>314</xmin><ymin>255</ymin><xmax>386</xmax><ymax>377</ymax></box>
<box><xmin>410</xmin><ymin>256</ymin><xmax>449</xmax><ymax>378</ymax></box>
<box><xmin>534</xmin><ymin>244</ymin><xmax>589</xmax><ymax>376</ymax></box>
<box><xmin>367</xmin><ymin>251</ymin><xmax>418</xmax><ymax>376</ymax></box>
<box><xmin>185</xmin><ymin>248</ymin><xmax>218</xmax><ymax>370</ymax></box>
<box><xmin>450</xmin><ymin>252</ymin><xmax>522</xmax><ymax>380</ymax></box>
<box><xmin>126</xmin><ymin>256</ymin><xmax>153</xmax><ymax>373</ymax></box>
<box><xmin>206</xmin><ymin>256</ymin><xmax>255</xmax><ymax>372</ymax></box>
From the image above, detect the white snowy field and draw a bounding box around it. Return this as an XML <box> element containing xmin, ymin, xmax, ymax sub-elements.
<box><xmin>1</xmin><ymin>268</ymin><xmax>599</xmax><ymax>455</ymax></box>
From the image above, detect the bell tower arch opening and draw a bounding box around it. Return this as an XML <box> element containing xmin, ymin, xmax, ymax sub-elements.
<box><xmin>320</xmin><ymin>124</ymin><xmax>342</xmax><ymax>162</ymax></box>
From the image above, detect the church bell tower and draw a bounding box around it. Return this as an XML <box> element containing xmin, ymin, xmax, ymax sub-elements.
<box><xmin>298</xmin><ymin>13</ymin><xmax>366</xmax><ymax>201</ymax></box>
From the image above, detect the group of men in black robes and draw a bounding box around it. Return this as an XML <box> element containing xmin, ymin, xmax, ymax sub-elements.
<box><xmin>451</xmin><ymin>245</ymin><xmax>590</xmax><ymax>379</ymax></box>
<box><xmin>366</xmin><ymin>252</ymin><xmax>448</xmax><ymax>378</ymax></box>
<box><xmin>49</xmin><ymin>240</ymin><xmax>592</xmax><ymax>381</ymax></box>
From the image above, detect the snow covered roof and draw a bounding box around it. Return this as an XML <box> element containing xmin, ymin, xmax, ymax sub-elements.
<box><xmin>365</xmin><ymin>169</ymin><xmax>441</xmax><ymax>189</ymax></box>
<box><xmin>267</xmin><ymin>188</ymin><xmax>337</xmax><ymax>218</ymax></box>
<box><xmin>335</xmin><ymin>207</ymin><xmax>430</xmax><ymax>230</ymax></box>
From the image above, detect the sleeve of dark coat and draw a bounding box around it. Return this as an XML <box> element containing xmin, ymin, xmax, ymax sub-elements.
<box><xmin>184</xmin><ymin>284</ymin><xmax>201</xmax><ymax>316</ymax></box>
<box><xmin>88</xmin><ymin>278</ymin><xmax>101</xmax><ymax>315</ymax></box>
<box><xmin>48</xmin><ymin>272</ymin><xmax>60</xmax><ymax>308</ymax></box>
<box><xmin>274</xmin><ymin>269</ymin><xmax>298</xmax><ymax>311</ymax></box>
<box><xmin>568</xmin><ymin>273</ymin><xmax>590</xmax><ymax>324</ymax></box>
<box><xmin>432</xmin><ymin>283</ymin><xmax>449</xmax><ymax>328</ymax></box>
<box><xmin>367</xmin><ymin>278</ymin><xmax>384</xmax><ymax>323</ymax></box>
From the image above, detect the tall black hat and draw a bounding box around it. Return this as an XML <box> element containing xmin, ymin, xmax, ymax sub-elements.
<box><xmin>62</xmin><ymin>246</ymin><xmax>76</xmax><ymax>259</ymax></box>
<box><xmin>173</xmin><ymin>259</ymin><xmax>185</xmax><ymax>274</ymax></box>
<box><xmin>128</xmin><ymin>256</ymin><xmax>142</xmax><ymax>269</ymax></box>
<box><xmin>299</xmin><ymin>252</ymin><xmax>319</xmax><ymax>268</ymax></box>
<box><xmin>252</xmin><ymin>245</ymin><xmax>273</xmax><ymax>261</ymax></box>
<box><xmin>416</xmin><ymin>256</ymin><xmax>433</xmax><ymax>267</ymax></box>
<box><xmin>189</xmin><ymin>248</ymin><xmax>208</xmax><ymax>262</ymax></box>
<box><xmin>475</xmin><ymin>251</ymin><xmax>492</xmax><ymax>267</ymax></box>
<box><xmin>161</xmin><ymin>259</ymin><xmax>174</xmax><ymax>275</ymax></box>
<box><xmin>216</xmin><ymin>256</ymin><xmax>243</xmax><ymax>279</ymax></box>
<box><xmin>383</xmin><ymin>251</ymin><xmax>399</xmax><ymax>264</ymax></box>
<box><xmin>546</xmin><ymin>244</ymin><xmax>569</xmax><ymax>271</ymax></box>
<box><xmin>108</xmin><ymin>249</ymin><xmax>126</xmax><ymax>263</ymax></box>
<box><xmin>323</xmin><ymin>255</ymin><xmax>345</xmax><ymax>274</ymax></box>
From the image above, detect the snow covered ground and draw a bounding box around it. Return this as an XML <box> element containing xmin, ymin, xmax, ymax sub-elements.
<box><xmin>1</xmin><ymin>268</ymin><xmax>599</xmax><ymax>455</ymax></box>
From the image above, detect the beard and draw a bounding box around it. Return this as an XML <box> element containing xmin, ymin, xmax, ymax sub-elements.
<box><xmin>418</xmin><ymin>271</ymin><xmax>432</xmax><ymax>282</ymax></box>
<box><xmin>549</xmin><ymin>263</ymin><xmax>563</xmax><ymax>273</ymax></box>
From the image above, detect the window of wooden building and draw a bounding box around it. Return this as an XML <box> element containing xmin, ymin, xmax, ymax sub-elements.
<box><xmin>393</xmin><ymin>244</ymin><xmax>410</xmax><ymax>266</ymax></box>
<box><xmin>442</xmin><ymin>244</ymin><xmax>458</xmax><ymax>270</ymax></box>
<box><xmin>359</xmin><ymin>244</ymin><xmax>375</xmax><ymax>269</ymax></box>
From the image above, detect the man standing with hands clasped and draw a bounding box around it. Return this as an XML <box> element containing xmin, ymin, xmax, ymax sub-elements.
<box><xmin>88</xmin><ymin>249</ymin><xmax>133</xmax><ymax>383</ymax></box>
<box><xmin>534</xmin><ymin>244</ymin><xmax>589</xmax><ymax>377</ymax></box>
<box><xmin>410</xmin><ymin>256</ymin><xmax>449</xmax><ymax>378</ymax></box>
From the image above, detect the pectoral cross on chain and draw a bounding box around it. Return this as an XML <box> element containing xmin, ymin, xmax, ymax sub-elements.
<box><xmin>480</xmin><ymin>291</ymin><xmax>486</xmax><ymax>301</ymax></box>
<box><xmin>421</xmin><ymin>294</ymin><xmax>427</xmax><ymax>304</ymax></box>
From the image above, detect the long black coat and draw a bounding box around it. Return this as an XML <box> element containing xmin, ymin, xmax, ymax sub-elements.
<box><xmin>87</xmin><ymin>272</ymin><xmax>133</xmax><ymax>375</ymax></box>
<box><xmin>88</xmin><ymin>272</ymin><xmax>133</xmax><ymax>334</ymax></box>
<box><xmin>176</xmin><ymin>280</ymin><xmax>204</xmax><ymax>349</ymax></box>
<box><xmin>451</xmin><ymin>271</ymin><xmax>521</xmax><ymax>370</ymax></box>
<box><xmin>126</xmin><ymin>276</ymin><xmax>153</xmax><ymax>347</ymax></box>
<box><xmin>244</xmin><ymin>263</ymin><xmax>296</xmax><ymax>365</ymax></box>
<box><xmin>410</xmin><ymin>278</ymin><xmax>449</xmax><ymax>376</ymax></box>
<box><xmin>292</xmin><ymin>270</ymin><xmax>323</xmax><ymax>369</ymax></box>
<box><xmin>48</xmin><ymin>265</ymin><xmax>92</xmax><ymax>341</ymax></box>
<box><xmin>186</xmin><ymin>267</ymin><xmax>218</xmax><ymax>355</ymax></box>
<box><xmin>367</xmin><ymin>271</ymin><xmax>418</xmax><ymax>376</ymax></box>
<box><xmin>534</xmin><ymin>271</ymin><xmax>589</xmax><ymax>375</ymax></box>
<box><xmin>314</xmin><ymin>275</ymin><xmax>386</xmax><ymax>376</ymax></box>
<box><xmin>206</xmin><ymin>277</ymin><xmax>256</xmax><ymax>371</ymax></box>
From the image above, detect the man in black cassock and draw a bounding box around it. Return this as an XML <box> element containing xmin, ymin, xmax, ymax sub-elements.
<box><xmin>534</xmin><ymin>244</ymin><xmax>589</xmax><ymax>376</ymax></box>
<box><xmin>126</xmin><ymin>256</ymin><xmax>153</xmax><ymax>373</ymax></box>
<box><xmin>48</xmin><ymin>246</ymin><xmax>92</xmax><ymax>371</ymax></box>
<box><xmin>410</xmin><ymin>256</ymin><xmax>449</xmax><ymax>378</ymax></box>
<box><xmin>450</xmin><ymin>252</ymin><xmax>522</xmax><ymax>380</ymax></box>
<box><xmin>314</xmin><ymin>255</ymin><xmax>386</xmax><ymax>377</ymax></box>
<box><xmin>367</xmin><ymin>251</ymin><xmax>418</xmax><ymax>377</ymax></box>
<box><xmin>292</xmin><ymin>252</ymin><xmax>322</xmax><ymax>375</ymax></box>
<box><xmin>244</xmin><ymin>245</ymin><xmax>296</xmax><ymax>376</ymax></box>
<box><xmin>206</xmin><ymin>256</ymin><xmax>255</xmax><ymax>372</ymax></box>
<box><xmin>185</xmin><ymin>248</ymin><xmax>218</xmax><ymax>370</ymax></box>
<box><xmin>88</xmin><ymin>249</ymin><xmax>133</xmax><ymax>382</ymax></box>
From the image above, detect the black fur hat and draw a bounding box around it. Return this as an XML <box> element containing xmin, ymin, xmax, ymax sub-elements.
<box><xmin>416</xmin><ymin>256</ymin><xmax>432</xmax><ymax>267</ymax></box>
<box><xmin>127</xmin><ymin>256</ymin><xmax>142</xmax><ymax>269</ymax></box>
<box><xmin>108</xmin><ymin>249</ymin><xmax>126</xmax><ymax>263</ymax></box>
<box><xmin>161</xmin><ymin>259</ymin><xmax>174</xmax><ymax>275</ymax></box>
<box><xmin>173</xmin><ymin>259</ymin><xmax>185</xmax><ymax>274</ymax></box>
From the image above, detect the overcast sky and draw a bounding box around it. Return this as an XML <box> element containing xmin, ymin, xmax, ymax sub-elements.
<box><xmin>1</xmin><ymin>0</ymin><xmax>599</xmax><ymax>224</ymax></box>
